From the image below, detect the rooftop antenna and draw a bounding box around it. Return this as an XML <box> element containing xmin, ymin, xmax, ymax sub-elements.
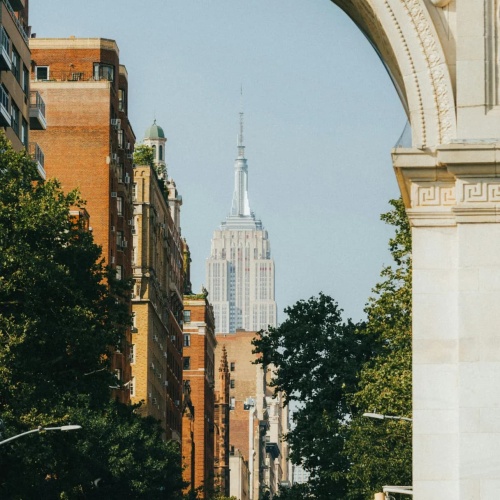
<box><xmin>238</xmin><ymin>85</ymin><xmax>245</xmax><ymax>157</ymax></box>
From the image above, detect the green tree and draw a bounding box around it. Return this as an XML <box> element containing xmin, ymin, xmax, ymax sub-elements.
<box><xmin>253</xmin><ymin>294</ymin><xmax>375</xmax><ymax>498</ymax></box>
<box><xmin>133</xmin><ymin>143</ymin><xmax>155</xmax><ymax>168</ymax></box>
<box><xmin>0</xmin><ymin>132</ymin><xmax>184</xmax><ymax>498</ymax></box>
<box><xmin>344</xmin><ymin>198</ymin><xmax>412</xmax><ymax>499</ymax></box>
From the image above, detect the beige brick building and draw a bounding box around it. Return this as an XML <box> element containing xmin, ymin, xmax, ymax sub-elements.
<box><xmin>29</xmin><ymin>37</ymin><xmax>135</xmax><ymax>404</ymax></box>
<box><xmin>130</xmin><ymin>149</ymin><xmax>184</xmax><ymax>440</ymax></box>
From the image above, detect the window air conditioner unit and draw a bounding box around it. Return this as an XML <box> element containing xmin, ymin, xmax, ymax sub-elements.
<box><xmin>157</xmin><ymin>372</ymin><xmax>161</xmax><ymax>380</ymax></box>
<box><xmin>170</xmin><ymin>335</ymin><xmax>176</xmax><ymax>342</ymax></box>
<box><xmin>153</xmin><ymin>334</ymin><xmax>159</xmax><ymax>342</ymax></box>
<box><xmin>163</xmin><ymin>351</ymin><xmax>167</xmax><ymax>359</ymax></box>
<box><xmin>124</xmin><ymin>173</ymin><xmax>130</xmax><ymax>184</ymax></box>
<box><xmin>122</xmin><ymin>240</ymin><xmax>128</xmax><ymax>248</ymax></box>
<box><xmin>111</xmin><ymin>118</ymin><xmax>121</xmax><ymax>129</ymax></box>
<box><xmin>112</xmin><ymin>153</ymin><xmax>118</xmax><ymax>162</ymax></box>
<box><xmin>148</xmin><ymin>392</ymin><xmax>152</xmax><ymax>399</ymax></box>
<box><xmin>111</xmin><ymin>256</ymin><xmax>115</xmax><ymax>264</ymax></box>
<box><xmin>159</xmin><ymin>343</ymin><xmax>163</xmax><ymax>350</ymax></box>
<box><xmin>150</xmin><ymin>362</ymin><xmax>155</xmax><ymax>370</ymax></box>
<box><xmin>164</xmin><ymin>380</ymin><xmax>168</xmax><ymax>387</ymax></box>
<box><xmin>152</xmin><ymin>397</ymin><xmax>158</xmax><ymax>405</ymax></box>
<box><xmin>127</xmin><ymin>153</ymin><xmax>133</xmax><ymax>160</ymax></box>
<box><xmin>175</xmin><ymin>400</ymin><xmax>180</xmax><ymax>407</ymax></box>
<box><xmin>111</xmin><ymin>192</ymin><xmax>117</xmax><ymax>198</ymax></box>
<box><xmin>126</xmin><ymin>142</ymin><xmax>131</xmax><ymax>150</ymax></box>
<box><xmin>111</xmin><ymin>226</ymin><xmax>115</xmax><ymax>232</ymax></box>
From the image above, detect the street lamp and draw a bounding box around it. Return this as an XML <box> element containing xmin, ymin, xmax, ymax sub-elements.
<box><xmin>363</xmin><ymin>412</ymin><xmax>412</xmax><ymax>422</ymax></box>
<box><xmin>0</xmin><ymin>425</ymin><xmax>82</xmax><ymax>446</ymax></box>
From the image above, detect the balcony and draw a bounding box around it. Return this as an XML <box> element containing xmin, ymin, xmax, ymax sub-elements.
<box><xmin>0</xmin><ymin>27</ymin><xmax>11</xmax><ymax>71</ymax></box>
<box><xmin>29</xmin><ymin>91</ymin><xmax>46</xmax><ymax>130</ymax></box>
<box><xmin>0</xmin><ymin>85</ymin><xmax>10</xmax><ymax>126</ymax></box>
<box><xmin>265</xmin><ymin>441</ymin><xmax>280</xmax><ymax>460</ymax></box>
<box><xmin>29</xmin><ymin>142</ymin><xmax>45</xmax><ymax>179</ymax></box>
<box><xmin>6</xmin><ymin>0</ymin><xmax>25</xmax><ymax>12</ymax></box>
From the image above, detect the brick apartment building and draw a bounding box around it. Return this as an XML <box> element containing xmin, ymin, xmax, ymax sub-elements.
<box><xmin>1</xmin><ymin>0</ymin><xmax>47</xmax><ymax>164</ymax></box>
<box><xmin>29</xmin><ymin>37</ymin><xmax>135</xmax><ymax>403</ymax></box>
<box><xmin>182</xmin><ymin>291</ymin><xmax>217</xmax><ymax>497</ymax></box>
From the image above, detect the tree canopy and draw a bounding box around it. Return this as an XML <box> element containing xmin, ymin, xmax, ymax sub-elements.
<box><xmin>0</xmin><ymin>132</ymin><xmax>184</xmax><ymax>498</ymax></box>
<box><xmin>253</xmin><ymin>199</ymin><xmax>412</xmax><ymax>500</ymax></box>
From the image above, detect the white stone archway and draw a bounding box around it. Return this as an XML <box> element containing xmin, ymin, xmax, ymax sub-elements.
<box><xmin>331</xmin><ymin>1</ymin><xmax>500</xmax><ymax>498</ymax></box>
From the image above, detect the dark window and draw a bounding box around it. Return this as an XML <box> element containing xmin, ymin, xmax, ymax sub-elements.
<box><xmin>230</xmin><ymin>379</ymin><xmax>235</xmax><ymax>389</ymax></box>
<box><xmin>93</xmin><ymin>63</ymin><xmax>114</xmax><ymax>82</ymax></box>
<box><xmin>183</xmin><ymin>334</ymin><xmax>191</xmax><ymax>347</ymax></box>
<box><xmin>116</xmin><ymin>265</ymin><xmax>123</xmax><ymax>281</ymax></box>
<box><xmin>11</xmin><ymin>101</ymin><xmax>19</xmax><ymax>136</ymax></box>
<box><xmin>11</xmin><ymin>47</ymin><xmax>20</xmax><ymax>82</ymax></box>
<box><xmin>22</xmin><ymin>65</ymin><xmax>29</xmax><ymax>94</ymax></box>
<box><xmin>183</xmin><ymin>357</ymin><xmax>190</xmax><ymax>370</ymax></box>
<box><xmin>184</xmin><ymin>310</ymin><xmax>191</xmax><ymax>323</ymax></box>
<box><xmin>159</xmin><ymin>145</ymin><xmax>163</xmax><ymax>161</ymax></box>
<box><xmin>230</xmin><ymin>362</ymin><xmax>235</xmax><ymax>372</ymax></box>
<box><xmin>35</xmin><ymin>66</ymin><xmax>49</xmax><ymax>81</ymax></box>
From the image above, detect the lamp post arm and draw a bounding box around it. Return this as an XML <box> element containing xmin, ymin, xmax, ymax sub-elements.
<box><xmin>0</xmin><ymin>427</ymin><xmax>42</xmax><ymax>446</ymax></box>
<box><xmin>0</xmin><ymin>425</ymin><xmax>81</xmax><ymax>446</ymax></box>
<box><xmin>384</xmin><ymin>415</ymin><xmax>412</xmax><ymax>422</ymax></box>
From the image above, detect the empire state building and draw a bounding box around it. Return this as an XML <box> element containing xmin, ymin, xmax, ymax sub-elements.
<box><xmin>206</xmin><ymin>114</ymin><xmax>277</xmax><ymax>334</ymax></box>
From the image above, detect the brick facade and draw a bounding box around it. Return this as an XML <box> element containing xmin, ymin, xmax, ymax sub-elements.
<box><xmin>29</xmin><ymin>37</ymin><xmax>135</xmax><ymax>404</ymax></box>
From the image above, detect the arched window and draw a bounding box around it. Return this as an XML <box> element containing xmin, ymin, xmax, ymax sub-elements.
<box><xmin>159</xmin><ymin>145</ymin><xmax>163</xmax><ymax>161</ymax></box>
<box><xmin>152</xmin><ymin>145</ymin><xmax>157</xmax><ymax>159</ymax></box>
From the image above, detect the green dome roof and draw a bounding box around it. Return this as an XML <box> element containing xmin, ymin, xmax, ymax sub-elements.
<box><xmin>144</xmin><ymin>120</ymin><xmax>165</xmax><ymax>139</ymax></box>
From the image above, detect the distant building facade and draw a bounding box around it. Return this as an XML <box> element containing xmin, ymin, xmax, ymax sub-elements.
<box><xmin>206</xmin><ymin>113</ymin><xmax>277</xmax><ymax>334</ymax></box>
<box><xmin>29</xmin><ymin>36</ymin><xmax>135</xmax><ymax>404</ymax></box>
<box><xmin>130</xmin><ymin>122</ymin><xmax>184</xmax><ymax>440</ymax></box>
<box><xmin>215</xmin><ymin>331</ymin><xmax>289</xmax><ymax>500</ymax></box>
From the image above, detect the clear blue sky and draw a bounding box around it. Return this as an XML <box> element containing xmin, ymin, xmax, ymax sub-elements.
<box><xmin>30</xmin><ymin>0</ymin><xmax>406</xmax><ymax>322</ymax></box>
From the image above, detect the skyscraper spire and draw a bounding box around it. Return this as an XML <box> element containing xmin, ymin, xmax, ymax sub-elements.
<box><xmin>230</xmin><ymin>104</ymin><xmax>251</xmax><ymax>218</ymax></box>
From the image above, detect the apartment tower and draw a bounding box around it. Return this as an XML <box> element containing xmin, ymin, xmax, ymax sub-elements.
<box><xmin>0</xmin><ymin>0</ymin><xmax>46</xmax><ymax>165</ymax></box>
<box><xmin>29</xmin><ymin>37</ymin><xmax>135</xmax><ymax>403</ymax></box>
<box><xmin>130</xmin><ymin>122</ymin><xmax>184</xmax><ymax>440</ymax></box>
<box><xmin>206</xmin><ymin>112</ymin><xmax>277</xmax><ymax>334</ymax></box>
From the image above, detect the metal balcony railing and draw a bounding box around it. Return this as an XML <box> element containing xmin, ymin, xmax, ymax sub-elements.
<box><xmin>29</xmin><ymin>91</ymin><xmax>47</xmax><ymax>130</ymax></box>
<box><xmin>29</xmin><ymin>142</ymin><xmax>45</xmax><ymax>179</ymax></box>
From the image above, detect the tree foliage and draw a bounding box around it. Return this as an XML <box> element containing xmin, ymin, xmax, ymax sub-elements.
<box><xmin>344</xmin><ymin>198</ymin><xmax>412</xmax><ymax>499</ymax></box>
<box><xmin>253</xmin><ymin>199</ymin><xmax>412</xmax><ymax>499</ymax></box>
<box><xmin>253</xmin><ymin>295</ymin><xmax>375</xmax><ymax>498</ymax></box>
<box><xmin>0</xmin><ymin>132</ymin><xmax>184</xmax><ymax>498</ymax></box>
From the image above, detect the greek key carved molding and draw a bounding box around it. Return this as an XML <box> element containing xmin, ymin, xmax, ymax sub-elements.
<box><xmin>458</xmin><ymin>179</ymin><xmax>500</xmax><ymax>203</ymax></box>
<box><xmin>412</xmin><ymin>182</ymin><xmax>456</xmax><ymax>207</ymax></box>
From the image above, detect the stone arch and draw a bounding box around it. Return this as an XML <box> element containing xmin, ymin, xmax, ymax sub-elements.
<box><xmin>331</xmin><ymin>0</ymin><xmax>456</xmax><ymax>148</ymax></box>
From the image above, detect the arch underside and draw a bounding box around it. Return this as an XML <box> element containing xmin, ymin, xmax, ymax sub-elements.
<box><xmin>331</xmin><ymin>0</ymin><xmax>456</xmax><ymax>149</ymax></box>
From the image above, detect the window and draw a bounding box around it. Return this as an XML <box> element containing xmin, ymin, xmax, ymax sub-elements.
<box><xmin>22</xmin><ymin>65</ymin><xmax>29</xmax><ymax>94</ymax></box>
<box><xmin>114</xmin><ymin>368</ymin><xmax>121</xmax><ymax>382</ymax></box>
<box><xmin>11</xmin><ymin>47</ymin><xmax>19</xmax><ymax>82</ymax></box>
<box><xmin>183</xmin><ymin>357</ymin><xmax>191</xmax><ymax>370</ymax></box>
<box><xmin>117</xmin><ymin>128</ymin><xmax>124</xmax><ymax>148</ymax></box>
<box><xmin>183</xmin><ymin>334</ymin><xmax>191</xmax><ymax>347</ymax></box>
<box><xmin>132</xmin><ymin>183</ymin><xmax>137</xmax><ymax>201</ymax></box>
<box><xmin>116</xmin><ymin>196</ymin><xmax>123</xmax><ymax>216</ymax></box>
<box><xmin>116</xmin><ymin>230</ymin><xmax>124</xmax><ymax>250</ymax></box>
<box><xmin>116</xmin><ymin>163</ymin><xmax>123</xmax><ymax>183</ymax></box>
<box><xmin>152</xmin><ymin>144</ymin><xmax>157</xmax><ymax>160</ymax></box>
<box><xmin>230</xmin><ymin>397</ymin><xmax>235</xmax><ymax>410</ymax></box>
<box><xmin>131</xmin><ymin>312</ymin><xmax>137</xmax><ymax>332</ymax></box>
<box><xmin>159</xmin><ymin>145</ymin><xmax>163</xmax><ymax>161</ymax></box>
<box><xmin>116</xmin><ymin>264</ymin><xmax>123</xmax><ymax>281</ymax></box>
<box><xmin>10</xmin><ymin>101</ymin><xmax>19</xmax><ymax>136</ymax></box>
<box><xmin>130</xmin><ymin>376</ymin><xmax>136</xmax><ymax>397</ymax></box>
<box><xmin>35</xmin><ymin>66</ymin><xmax>49</xmax><ymax>81</ymax></box>
<box><xmin>93</xmin><ymin>62</ymin><xmax>114</xmax><ymax>82</ymax></box>
<box><xmin>184</xmin><ymin>310</ymin><xmax>191</xmax><ymax>323</ymax></box>
<box><xmin>21</xmin><ymin>119</ymin><xmax>28</xmax><ymax>148</ymax></box>
<box><xmin>230</xmin><ymin>379</ymin><xmax>235</xmax><ymax>389</ymax></box>
<box><xmin>118</xmin><ymin>88</ymin><xmax>126</xmax><ymax>112</ymax></box>
<box><xmin>230</xmin><ymin>362</ymin><xmax>235</xmax><ymax>372</ymax></box>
